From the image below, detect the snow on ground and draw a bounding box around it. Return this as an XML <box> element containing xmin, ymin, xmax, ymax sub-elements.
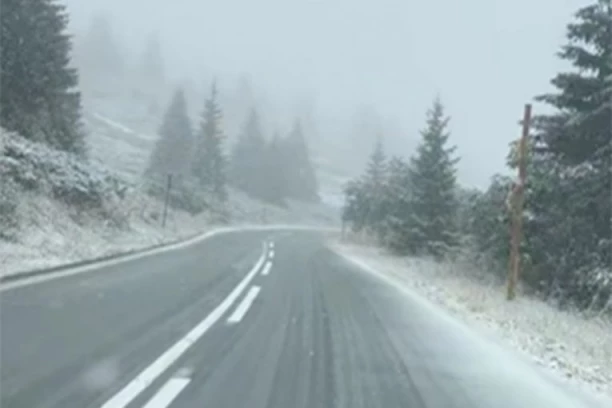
<box><xmin>2</xmin><ymin>86</ymin><xmax>343</xmax><ymax>277</ymax></box>
<box><xmin>0</xmin><ymin>125</ymin><xmax>338</xmax><ymax>279</ymax></box>
<box><xmin>92</xmin><ymin>113</ymin><xmax>137</xmax><ymax>135</ymax></box>
<box><xmin>81</xmin><ymin>91</ymin><xmax>349</xmax><ymax>210</ymax></box>
<box><xmin>0</xmin><ymin>181</ymin><xmax>339</xmax><ymax>278</ymax></box>
<box><xmin>0</xmin><ymin>192</ymin><xmax>209</xmax><ymax>276</ymax></box>
<box><xmin>0</xmin><ymin>188</ymin><xmax>337</xmax><ymax>278</ymax></box>
<box><xmin>331</xmin><ymin>241</ymin><xmax>612</xmax><ymax>402</ymax></box>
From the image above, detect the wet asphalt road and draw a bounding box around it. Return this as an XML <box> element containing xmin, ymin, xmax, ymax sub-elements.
<box><xmin>0</xmin><ymin>229</ymin><xmax>604</xmax><ymax>408</ymax></box>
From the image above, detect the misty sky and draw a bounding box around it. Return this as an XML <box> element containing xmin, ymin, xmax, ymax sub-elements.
<box><xmin>61</xmin><ymin>0</ymin><xmax>588</xmax><ymax>189</ymax></box>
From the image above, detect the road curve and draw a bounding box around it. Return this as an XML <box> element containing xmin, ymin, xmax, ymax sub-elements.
<box><xmin>0</xmin><ymin>229</ymin><xmax>603</xmax><ymax>408</ymax></box>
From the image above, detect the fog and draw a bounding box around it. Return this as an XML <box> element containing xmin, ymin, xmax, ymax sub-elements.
<box><xmin>61</xmin><ymin>0</ymin><xmax>587</xmax><ymax>189</ymax></box>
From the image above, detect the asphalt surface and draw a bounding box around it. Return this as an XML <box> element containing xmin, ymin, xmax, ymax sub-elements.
<box><xmin>0</xmin><ymin>229</ymin><xmax>605</xmax><ymax>408</ymax></box>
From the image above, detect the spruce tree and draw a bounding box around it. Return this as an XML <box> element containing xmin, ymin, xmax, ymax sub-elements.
<box><xmin>76</xmin><ymin>12</ymin><xmax>124</xmax><ymax>88</ymax></box>
<box><xmin>535</xmin><ymin>0</ymin><xmax>611</xmax><ymax>166</ymax></box>
<box><xmin>526</xmin><ymin>0</ymin><xmax>612</xmax><ymax>306</ymax></box>
<box><xmin>193</xmin><ymin>82</ymin><xmax>227</xmax><ymax>202</ymax></box>
<box><xmin>342</xmin><ymin>178</ymin><xmax>369</xmax><ymax>233</ymax></box>
<box><xmin>146</xmin><ymin>88</ymin><xmax>193</xmax><ymax>182</ymax></box>
<box><xmin>262</xmin><ymin>132</ymin><xmax>290</xmax><ymax>204</ymax></box>
<box><xmin>139</xmin><ymin>33</ymin><xmax>166</xmax><ymax>89</ymax></box>
<box><xmin>135</xmin><ymin>32</ymin><xmax>166</xmax><ymax>115</ymax></box>
<box><xmin>284</xmin><ymin>119</ymin><xmax>319</xmax><ymax>202</ymax></box>
<box><xmin>0</xmin><ymin>0</ymin><xmax>86</xmax><ymax>155</ymax></box>
<box><xmin>361</xmin><ymin>136</ymin><xmax>388</xmax><ymax>239</ymax></box>
<box><xmin>364</xmin><ymin>135</ymin><xmax>387</xmax><ymax>185</ymax></box>
<box><xmin>407</xmin><ymin>98</ymin><xmax>460</xmax><ymax>257</ymax></box>
<box><xmin>230</xmin><ymin>108</ymin><xmax>267</xmax><ymax>198</ymax></box>
<box><xmin>382</xmin><ymin>156</ymin><xmax>412</xmax><ymax>250</ymax></box>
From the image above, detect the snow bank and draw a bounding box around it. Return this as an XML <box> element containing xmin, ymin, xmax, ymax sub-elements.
<box><xmin>331</xmin><ymin>241</ymin><xmax>612</xmax><ymax>401</ymax></box>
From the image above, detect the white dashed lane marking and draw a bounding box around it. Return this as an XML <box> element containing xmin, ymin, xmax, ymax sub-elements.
<box><xmin>227</xmin><ymin>286</ymin><xmax>261</xmax><ymax>324</ymax></box>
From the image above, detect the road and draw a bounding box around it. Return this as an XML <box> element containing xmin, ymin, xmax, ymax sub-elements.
<box><xmin>0</xmin><ymin>229</ymin><xmax>604</xmax><ymax>408</ymax></box>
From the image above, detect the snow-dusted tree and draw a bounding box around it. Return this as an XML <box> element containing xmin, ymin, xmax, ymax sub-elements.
<box><xmin>348</xmin><ymin>103</ymin><xmax>383</xmax><ymax>171</ymax></box>
<box><xmin>230</xmin><ymin>108</ymin><xmax>267</xmax><ymax>199</ymax></box>
<box><xmin>380</xmin><ymin>155</ymin><xmax>412</xmax><ymax>250</ymax></box>
<box><xmin>0</xmin><ymin>0</ymin><xmax>86</xmax><ymax>156</ymax></box>
<box><xmin>75</xmin><ymin>11</ymin><xmax>124</xmax><ymax>88</ymax></box>
<box><xmin>133</xmin><ymin>32</ymin><xmax>166</xmax><ymax>115</ymax></box>
<box><xmin>360</xmin><ymin>136</ymin><xmax>388</xmax><ymax>239</ymax></box>
<box><xmin>525</xmin><ymin>0</ymin><xmax>612</xmax><ymax>307</ymax></box>
<box><xmin>261</xmin><ymin>132</ymin><xmax>290</xmax><ymax>205</ymax></box>
<box><xmin>342</xmin><ymin>178</ymin><xmax>369</xmax><ymax>233</ymax></box>
<box><xmin>138</xmin><ymin>33</ymin><xmax>165</xmax><ymax>89</ymax></box>
<box><xmin>146</xmin><ymin>88</ymin><xmax>193</xmax><ymax>181</ymax></box>
<box><xmin>226</xmin><ymin>75</ymin><xmax>256</xmax><ymax>140</ymax></box>
<box><xmin>406</xmin><ymin>98</ymin><xmax>460</xmax><ymax>257</ymax></box>
<box><xmin>458</xmin><ymin>1</ymin><xmax>611</xmax><ymax>309</ymax></box>
<box><xmin>283</xmin><ymin>119</ymin><xmax>320</xmax><ymax>202</ymax></box>
<box><xmin>192</xmin><ymin>82</ymin><xmax>227</xmax><ymax>202</ymax></box>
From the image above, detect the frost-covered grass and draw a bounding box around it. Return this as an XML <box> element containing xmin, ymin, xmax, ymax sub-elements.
<box><xmin>332</xmin><ymin>240</ymin><xmax>612</xmax><ymax>401</ymax></box>
<box><xmin>0</xmin><ymin>192</ymin><xmax>211</xmax><ymax>276</ymax></box>
<box><xmin>0</xmin><ymin>186</ymin><xmax>336</xmax><ymax>278</ymax></box>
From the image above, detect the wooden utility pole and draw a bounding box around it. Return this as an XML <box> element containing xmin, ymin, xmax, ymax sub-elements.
<box><xmin>507</xmin><ymin>104</ymin><xmax>532</xmax><ymax>301</ymax></box>
<box><xmin>161</xmin><ymin>174</ymin><xmax>173</xmax><ymax>228</ymax></box>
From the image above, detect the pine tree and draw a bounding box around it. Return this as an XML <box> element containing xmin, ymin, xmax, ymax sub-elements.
<box><xmin>349</xmin><ymin>104</ymin><xmax>383</xmax><ymax>171</ymax></box>
<box><xmin>0</xmin><ymin>0</ymin><xmax>86</xmax><ymax>155</ymax></box>
<box><xmin>146</xmin><ymin>88</ymin><xmax>193</xmax><ymax>182</ymax></box>
<box><xmin>139</xmin><ymin>33</ymin><xmax>166</xmax><ymax>89</ymax></box>
<box><xmin>135</xmin><ymin>32</ymin><xmax>166</xmax><ymax>115</ymax></box>
<box><xmin>526</xmin><ymin>0</ymin><xmax>612</xmax><ymax>306</ymax></box>
<box><xmin>535</xmin><ymin>0</ymin><xmax>611</xmax><ymax>166</ymax></box>
<box><xmin>365</xmin><ymin>135</ymin><xmax>387</xmax><ymax>185</ymax></box>
<box><xmin>230</xmin><ymin>108</ymin><xmax>267</xmax><ymax>198</ymax></box>
<box><xmin>284</xmin><ymin>119</ymin><xmax>320</xmax><ymax>202</ymax></box>
<box><xmin>407</xmin><ymin>98</ymin><xmax>460</xmax><ymax>257</ymax></box>
<box><xmin>75</xmin><ymin>12</ymin><xmax>124</xmax><ymax>88</ymax></box>
<box><xmin>193</xmin><ymin>82</ymin><xmax>227</xmax><ymax>202</ymax></box>
<box><xmin>361</xmin><ymin>136</ymin><xmax>388</xmax><ymax>239</ymax></box>
<box><xmin>262</xmin><ymin>132</ymin><xmax>290</xmax><ymax>205</ymax></box>
<box><xmin>381</xmin><ymin>156</ymin><xmax>412</xmax><ymax>250</ymax></box>
<box><xmin>225</xmin><ymin>75</ymin><xmax>256</xmax><ymax>144</ymax></box>
<box><xmin>342</xmin><ymin>178</ymin><xmax>368</xmax><ymax>233</ymax></box>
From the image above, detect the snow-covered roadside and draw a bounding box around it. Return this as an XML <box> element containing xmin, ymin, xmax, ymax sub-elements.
<box><xmin>0</xmin><ymin>190</ymin><xmax>337</xmax><ymax>279</ymax></box>
<box><xmin>0</xmin><ymin>126</ymin><xmax>339</xmax><ymax>280</ymax></box>
<box><xmin>330</xmin><ymin>242</ymin><xmax>612</xmax><ymax>402</ymax></box>
<box><xmin>0</xmin><ymin>192</ymin><xmax>211</xmax><ymax>278</ymax></box>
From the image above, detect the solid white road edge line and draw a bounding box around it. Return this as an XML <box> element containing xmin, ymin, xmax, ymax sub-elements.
<box><xmin>261</xmin><ymin>261</ymin><xmax>272</xmax><ymax>276</ymax></box>
<box><xmin>227</xmin><ymin>286</ymin><xmax>261</xmax><ymax>324</ymax></box>
<box><xmin>99</xmin><ymin>243</ymin><xmax>268</xmax><ymax>408</ymax></box>
<box><xmin>142</xmin><ymin>377</ymin><xmax>190</xmax><ymax>408</ymax></box>
<box><xmin>0</xmin><ymin>225</ymin><xmax>337</xmax><ymax>292</ymax></box>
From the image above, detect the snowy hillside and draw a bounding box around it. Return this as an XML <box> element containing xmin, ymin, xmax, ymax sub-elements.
<box><xmin>80</xmin><ymin>87</ymin><xmax>349</xmax><ymax>210</ymax></box>
<box><xmin>0</xmin><ymin>128</ymin><xmax>338</xmax><ymax>278</ymax></box>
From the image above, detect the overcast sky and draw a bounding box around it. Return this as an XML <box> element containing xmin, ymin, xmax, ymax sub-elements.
<box><xmin>61</xmin><ymin>0</ymin><xmax>588</xmax><ymax>188</ymax></box>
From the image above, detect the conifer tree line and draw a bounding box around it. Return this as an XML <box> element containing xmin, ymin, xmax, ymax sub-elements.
<box><xmin>342</xmin><ymin>97</ymin><xmax>460</xmax><ymax>260</ymax></box>
<box><xmin>145</xmin><ymin>83</ymin><xmax>320</xmax><ymax>213</ymax></box>
<box><xmin>0</xmin><ymin>0</ymin><xmax>320</xmax><ymax>215</ymax></box>
<box><xmin>344</xmin><ymin>0</ymin><xmax>611</xmax><ymax>311</ymax></box>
